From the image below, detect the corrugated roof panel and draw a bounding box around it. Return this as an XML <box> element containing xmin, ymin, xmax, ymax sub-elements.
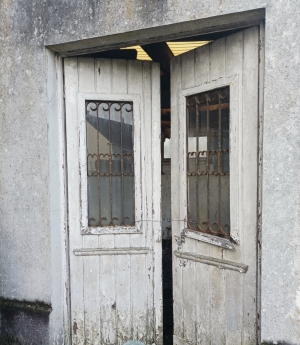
<box><xmin>121</xmin><ymin>45</ymin><xmax>152</xmax><ymax>60</ymax></box>
<box><xmin>122</xmin><ymin>41</ymin><xmax>211</xmax><ymax>61</ymax></box>
<box><xmin>167</xmin><ymin>41</ymin><xmax>210</xmax><ymax>56</ymax></box>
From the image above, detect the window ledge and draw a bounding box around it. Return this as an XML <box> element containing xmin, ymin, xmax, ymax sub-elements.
<box><xmin>181</xmin><ymin>228</ymin><xmax>235</xmax><ymax>250</ymax></box>
<box><xmin>82</xmin><ymin>226</ymin><xmax>142</xmax><ymax>235</ymax></box>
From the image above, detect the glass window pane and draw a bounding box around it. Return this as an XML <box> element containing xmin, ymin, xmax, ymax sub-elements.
<box><xmin>186</xmin><ymin>87</ymin><xmax>230</xmax><ymax>238</ymax></box>
<box><xmin>86</xmin><ymin>100</ymin><xmax>135</xmax><ymax>227</ymax></box>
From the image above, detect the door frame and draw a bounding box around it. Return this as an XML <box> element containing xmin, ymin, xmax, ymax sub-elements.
<box><xmin>46</xmin><ymin>11</ymin><xmax>265</xmax><ymax>343</ymax></box>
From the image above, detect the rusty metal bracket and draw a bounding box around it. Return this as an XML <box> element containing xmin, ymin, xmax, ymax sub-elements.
<box><xmin>174</xmin><ymin>234</ymin><xmax>185</xmax><ymax>247</ymax></box>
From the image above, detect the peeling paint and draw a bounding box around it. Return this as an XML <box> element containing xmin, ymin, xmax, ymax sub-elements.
<box><xmin>73</xmin><ymin>321</ymin><xmax>78</xmax><ymax>335</ymax></box>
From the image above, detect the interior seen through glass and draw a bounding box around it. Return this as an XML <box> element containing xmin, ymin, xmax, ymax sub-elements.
<box><xmin>187</xmin><ymin>87</ymin><xmax>230</xmax><ymax>238</ymax></box>
<box><xmin>86</xmin><ymin>100</ymin><xmax>135</xmax><ymax>227</ymax></box>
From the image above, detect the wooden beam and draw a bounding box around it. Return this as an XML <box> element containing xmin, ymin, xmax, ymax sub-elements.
<box><xmin>80</xmin><ymin>49</ymin><xmax>137</xmax><ymax>60</ymax></box>
<box><xmin>141</xmin><ymin>42</ymin><xmax>174</xmax><ymax>75</ymax></box>
<box><xmin>170</xmin><ymin>28</ymin><xmax>243</xmax><ymax>41</ymax></box>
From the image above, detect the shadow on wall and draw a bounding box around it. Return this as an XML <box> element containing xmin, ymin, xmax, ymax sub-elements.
<box><xmin>0</xmin><ymin>298</ymin><xmax>51</xmax><ymax>345</ymax></box>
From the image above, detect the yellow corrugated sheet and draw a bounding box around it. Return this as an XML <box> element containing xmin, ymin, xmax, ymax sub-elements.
<box><xmin>122</xmin><ymin>41</ymin><xmax>210</xmax><ymax>61</ymax></box>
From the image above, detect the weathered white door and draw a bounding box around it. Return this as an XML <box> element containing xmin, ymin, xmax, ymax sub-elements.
<box><xmin>64</xmin><ymin>58</ymin><xmax>162</xmax><ymax>345</ymax></box>
<box><xmin>171</xmin><ymin>27</ymin><xmax>259</xmax><ymax>344</ymax></box>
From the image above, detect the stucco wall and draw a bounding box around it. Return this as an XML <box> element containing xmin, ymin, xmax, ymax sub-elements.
<box><xmin>0</xmin><ymin>0</ymin><xmax>300</xmax><ymax>343</ymax></box>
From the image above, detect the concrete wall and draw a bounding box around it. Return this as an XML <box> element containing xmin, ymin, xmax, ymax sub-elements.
<box><xmin>0</xmin><ymin>0</ymin><xmax>300</xmax><ymax>343</ymax></box>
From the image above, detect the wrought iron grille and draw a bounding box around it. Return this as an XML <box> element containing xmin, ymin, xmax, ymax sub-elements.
<box><xmin>86</xmin><ymin>100</ymin><xmax>135</xmax><ymax>227</ymax></box>
<box><xmin>186</xmin><ymin>87</ymin><xmax>230</xmax><ymax>238</ymax></box>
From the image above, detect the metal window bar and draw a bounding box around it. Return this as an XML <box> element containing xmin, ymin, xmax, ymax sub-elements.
<box><xmin>186</xmin><ymin>87</ymin><xmax>230</xmax><ymax>239</ymax></box>
<box><xmin>86</xmin><ymin>100</ymin><xmax>135</xmax><ymax>227</ymax></box>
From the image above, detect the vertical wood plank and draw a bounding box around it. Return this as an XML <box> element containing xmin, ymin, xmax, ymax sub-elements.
<box><xmin>225</xmin><ymin>271</ymin><xmax>242</xmax><ymax>344</ymax></box>
<box><xmin>111</xmin><ymin>59</ymin><xmax>132</xmax><ymax>344</ymax></box>
<box><xmin>181</xmin><ymin>50</ymin><xmax>196</xmax><ymax>344</ymax></box>
<box><xmin>223</xmin><ymin>31</ymin><xmax>243</xmax><ymax>263</ymax></box>
<box><xmin>142</xmin><ymin>61</ymin><xmax>155</xmax><ymax>344</ymax></box>
<box><xmin>112</xmin><ymin>59</ymin><xmax>127</xmax><ymax>93</ymax></box>
<box><xmin>181</xmin><ymin>50</ymin><xmax>195</xmax><ymax>90</ymax></box>
<box><xmin>78</xmin><ymin>58</ymin><xmax>101</xmax><ymax>344</ymax></box>
<box><xmin>171</xmin><ymin>56</ymin><xmax>184</xmax><ymax>340</ymax></box>
<box><xmin>99</xmin><ymin>235</ymin><xmax>116</xmax><ymax>345</ymax></box>
<box><xmin>208</xmin><ymin>37</ymin><xmax>227</xmax><ymax>345</ymax></box>
<box><xmin>194</xmin><ymin>45</ymin><xmax>211</xmax><ymax>344</ymax></box>
<box><xmin>223</xmin><ymin>30</ymin><xmax>244</xmax><ymax>345</ymax></box>
<box><xmin>151</xmin><ymin>62</ymin><xmax>163</xmax><ymax>344</ymax></box>
<box><xmin>208</xmin><ymin>37</ymin><xmax>225</xmax><ymax>256</ymax></box>
<box><xmin>195</xmin><ymin>43</ymin><xmax>210</xmax><ymax>86</ymax></box>
<box><xmin>127</xmin><ymin>59</ymin><xmax>148</xmax><ymax>341</ymax></box>
<box><xmin>83</xmin><ymin>238</ymin><xmax>101</xmax><ymax>345</ymax></box>
<box><xmin>242</xmin><ymin>26</ymin><xmax>259</xmax><ymax>344</ymax></box>
<box><xmin>95</xmin><ymin>58</ymin><xmax>117</xmax><ymax>344</ymax></box>
<box><xmin>78</xmin><ymin>58</ymin><xmax>95</xmax><ymax>93</ymax></box>
<box><xmin>96</xmin><ymin>59</ymin><xmax>112</xmax><ymax>93</ymax></box>
<box><xmin>209</xmin><ymin>37</ymin><xmax>226</xmax><ymax>81</ymax></box>
<box><xmin>65</xmin><ymin>57</ymin><xmax>85</xmax><ymax>345</ymax></box>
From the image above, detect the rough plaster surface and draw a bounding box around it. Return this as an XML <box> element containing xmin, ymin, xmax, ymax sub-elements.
<box><xmin>0</xmin><ymin>1</ymin><xmax>51</xmax><ymax>303</ymax></box>
<box><xmin>0</xmin><ymin>0</ymin><xmax>300</xmax><ymax>343</ymax></box>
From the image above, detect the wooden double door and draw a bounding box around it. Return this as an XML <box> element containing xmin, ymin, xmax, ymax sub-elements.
<box><xmin>64</xmin><ymin>27</ymin><xmax>260</xmax><ymax>345</ymax></box>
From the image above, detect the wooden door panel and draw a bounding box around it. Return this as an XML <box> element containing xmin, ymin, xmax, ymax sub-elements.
<box><xmin>65</xmin><ymin>57</ymin><xmax>162</xmax><ymax>345</ymax></box>
<box><xmin>171</xmin><ymin>27</ymin><xmax>259</xmax><ymax>344</ymax></box>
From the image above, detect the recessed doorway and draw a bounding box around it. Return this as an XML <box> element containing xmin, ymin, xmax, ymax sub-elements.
<box><xmin>63</xmin><ymin>24</ymin><xmax>262</xmax><ymax>345</ymax></box>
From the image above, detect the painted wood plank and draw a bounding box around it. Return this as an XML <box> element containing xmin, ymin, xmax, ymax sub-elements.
<box><xmin>208</xmin><ymin>36</ymin><xmax>226</xmax><ymax>261</ymax></box>
<box><xmin>225</xmin><ymin>271</ymin><xmax>242</xmax><ymax>344</ymax></box>
<box><xmin>171</xmin><ymin>55</ymin><xmax>182</xmax><ymax>232</ymax></box>
<box><xmin>223</xmin><ymin>30</ymin><xmax>243</xmax><ymax>262</ymax></box>
<box><xmin>93</xmin><ymin>59</ymin><xmax>116</xmax><ymax>344</ymax></box>
<box><xmin>181</xmin><ymin>50</ymin><xmax>195</xmax><ymax>90</ymax></box>
<box><xmin>195</xmin><ymin>43</ymin><xmax>210</xmax><ymax>86</ymax></box>
<box><xmin>195</xmin><ymin>256</ymin><xmax>210</xmax><ymax>345</ymax></box>
<box><xmin>78</xmin><ymin>58</ymin><xmax>95</xmax><ymax>93</ymax></box>
<box><xmin>99</xmin><ymin>235</ymin><xmax>116</xmax><ymax>345</ymax></box>
<box><xmin>241</xmin><ymin>26</ymin><xmax>259</xmax><ymax>344</ymax></box>
<box><xmin>83</xmin><ymin>236</ymin><xmax>101</xmax><ymax>344</ymax></box>
<box><xmin>174</xmin><ymin>251</ymin><xmax>248</xmax><ymax>273</ymax></box>
<box><xmin>209</xmin><ymin>36</ymin><xmax>226</xmax><ymax>80</ymax></box>
<box><xmin>171</xmin><ymin>55</ymin><xmax>184</xmax><ymax>341</ymax></box>
<box><xmin>193</xmin><ymin>43</ymin><xmax>212</xmax><ymax>345</ymax></box>
<box><xmin>182</xmin><ymin>229</ymin><xmax>235</xmax><ymax>250</ymax></box>
<box><xmin>223</xmin><ymin>30</ymin><xmax>245</xmax><ymax>345</ymax></box>
<box><xmin>73</xmin><ymin>247</ymin><xmax>149</xmax><ymax>256</ymax></box>
<box><xmin>142</xmin><ymin>61</ymin><xmax>155</xmax><ymax>344</ymax></box>
<box><xmin>96</xmin><ymin>58</ymin><xmax>112</xmax><ymax>94</ymax></box>
<box><xmin>180</xmin><ymin>50</ymin><xmax>196</xmax><ymax>345</ymax></box>
<box><xmin>111</xmin><ymin>59</ymin><xmax>132</xmax><ymax>344</ymax></box>
<box><xmin>78</xmin><ymin>57</ymin><xmax>101</xmax><ymax>345</ymax></box>
<box><xmin>65</xmin><ymin>57</ymin><xmax>85</xmax><ymax>345</ymax></box>
<box><xmin>181</xmin><ymin>245</ymin><xmax>196</xmax><ymax>345</ymax></box>
<box><xmin>127</xmin><ymin>59</ymin><xmax>147</xmax><ymax>342</ymax></box>
<box><xmin>207</xmin><ymin>37</ymin><xmax>227</xmax><ymax>344</ymax></box>
<box><xmin>151</xmin><ymin>62</ymin><xmax>163</xmax><ymax>345</ymax></box>
<box><xmin>112</xmin><ymin>59</ymin><xmax>127</xmax><ymax>94</ymax></box>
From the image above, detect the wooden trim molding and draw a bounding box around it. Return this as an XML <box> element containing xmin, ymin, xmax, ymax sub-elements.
<box><xmin>174</xmin><ymin>250</ymin><xmax>248</xmax><ymax>273</ymax></box>
<box><xmin>73</xmin><ymin>247</ymin><xmax>150</xmax><ymax>256</ymax></box>
<box><xmin>181</xmin><ymin>229</ymin><xmax>236</xmax><ymax>250</ymax></box>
